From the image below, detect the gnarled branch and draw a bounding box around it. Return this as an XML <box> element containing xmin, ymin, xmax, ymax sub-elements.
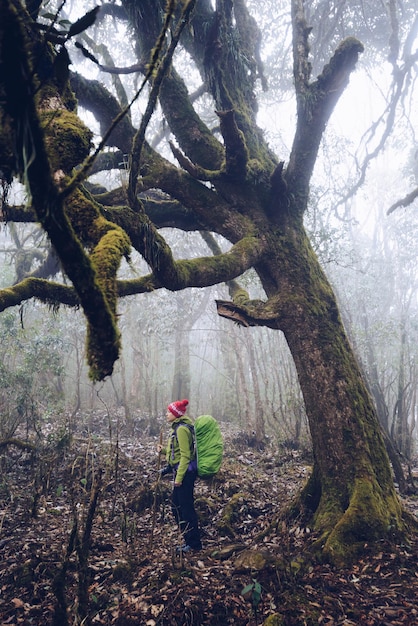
<box><xmin>2</xmin><ymin>0</ymin><xmax>129</xmax><ymax>380</ymax></box>
<box><xmin>216</xmin><ymin>295</ymin><xmax>280</xmax><ymax>329</ymax></box>
<box><xmin>118</xmin><ymin>235</ymin><xmax>267</xmax><ymax>295</ymax></box>
<box><xmin>287</xmin><ymin>32</ymin><xmax>363</xmax><ymax>198</ymax></box>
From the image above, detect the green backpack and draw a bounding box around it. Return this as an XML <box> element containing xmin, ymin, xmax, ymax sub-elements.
<box><xmin>194</xmin><ymin>415</ymin><xmax>224</xmax><ymax>478</ymax></box>
<box><xmin>174</xmin><ymin>415</ymin><xmax>224</xmax><ymax>478</ymax></box>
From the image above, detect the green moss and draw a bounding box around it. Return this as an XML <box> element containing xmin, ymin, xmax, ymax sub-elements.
<box><xmin>159</xmin><ymin>72</ymin><xmax>224</xmax><ymax>171</ymax></box>
<box><xmin>65</xmin><ymin>189</ymin><xmax>101</xmax><ymax>243</ymax></box>
<box><xmin>64</xmin><ymin>186</ymin><xmax>131</xmax><ymax>316</ymax></box>
<box><xmin>216</xmin><ymin>491</ymin><xmax>247</xmax><ymax>537</ymax></box>
<box><xmin>60</xmin><ymin>186</ymin><xmax>131</xmax><ymax>380</ymax></box>
<box><xmin>1</xmin><ymin>0</ymin><xmax>125</xmax><ymax>382</ymax></box>
<box><xmin>222</xmin><ymin>492</ymin><xmax>246</xmax><ymax>524</ymax></box>
<box><xmin>313</xmin><ymin>493</ymin><xmax>344</xmax><ymax>533</ymax></box>
<box><xmin>263</xmin><ymin>614</ymin><xmax>285</xmax><ymax>626</ymax></box>
<box><xmin>40</xmin><ymin>109</ymin><xmax>92</xmax><ymax>172</ymax></box>
<box><xmin>321</xmin><ymin>476</ymin><xmax>404</xmax><ymax>564</ymax></box>
<box><xmin>165</xmin><ymin>235</ymin><xmax>261</xmax><ymax>291</ymax></box>
<box><xmin>91</xmin><ymin>227</ymin><xmax>131</xmax><ymax>311</ymax></box>
<box><xmin>266</xmin><ymin>221</ymin><xmax>408</xmax><ymax>566</ymax></box>
<box><xmin>234</xmin><ymin>549</ymin><xmax>275</xmax><ymax>571</ymax></box>
<box><xmin>86</xmin><ymin>321</ymin><xmax>120</xmax><ymax>381</ymax></box>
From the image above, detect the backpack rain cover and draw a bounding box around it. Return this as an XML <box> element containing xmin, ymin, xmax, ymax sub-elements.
<box><xmin>195</xmin><ymin>415</ymin><xmax>223</xmax><ymax>477</ymax></box>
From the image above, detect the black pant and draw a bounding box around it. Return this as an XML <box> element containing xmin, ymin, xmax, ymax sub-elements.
<box><xmin>171</xmin><ymin>470</ymin><xmax>202</xmax><ymax>549</ymax></box>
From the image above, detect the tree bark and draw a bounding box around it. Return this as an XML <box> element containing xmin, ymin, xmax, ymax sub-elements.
<box><xmin>218</xmin><ymin>221</ymin><xmax>407</xmax><ymax>563</ymax></box>
<box><xmin>282</xmin><ymin>236</ymin><xmax>403</xmax><ymax>562</ymax></box>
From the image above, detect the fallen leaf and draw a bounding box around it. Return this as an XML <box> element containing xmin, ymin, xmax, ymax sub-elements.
<box><xmin>11</xmin><ymin>598</ymin><xmax>25</xmax><ymax>609</ymax></box>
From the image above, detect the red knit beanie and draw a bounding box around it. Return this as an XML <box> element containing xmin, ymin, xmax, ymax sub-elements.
<box><xmin>167</xmin><ymin>399</ymin><xmax>189</xmax><ymax>417</ymax></box>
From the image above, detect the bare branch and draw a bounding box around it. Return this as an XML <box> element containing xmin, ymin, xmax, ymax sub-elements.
<box><xmin>128</xmin><ymin>0</ymin><xmax>197</xmax><ymax>213</ymax></box>
<box><xmin>291</xmin><ymin>0</ymin><xmax>313</xmax><ymax>94</ymax></box>
<box><xmin>387</xmin><ymin>186</ymin><xmax>418</xmax><ymax>215</ymax></box>
<box><xmin>335</xmin><ymin>15</ymin><xmax>418</xmax><ymax>209</ymax></box>
<box><xmin>98</xmin><ymin>62</ymin><xmax>146</xmax><ymax>75</ymax></box>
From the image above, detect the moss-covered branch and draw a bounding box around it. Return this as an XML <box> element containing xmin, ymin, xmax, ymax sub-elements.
<box><xmin>138</xmin><ymin>144</ymin><xmax>255</xmax><ymax>241</ymax></box>
<box><xmin>156</xmin><ymin>64</ymin><xmax>225</xmax><ymax>172</ymax></box>
<box><xmin>216</xmin><ymin>109</ymin><xmax>249</xmax><ymax>179</ymax></box>
<box><xmin>0</xmin><ymin>278</ymin><xmax>78</xmax><ymax>310</ymax></box>
<box><xmin>233</xmin><ymin>0</ymin><xmax>267</xmax><ymax>91</ymax></box>
<box><xmin>199</xmin><ymin>230</ymin><xmax>247</xmax><ymax>301</ymax></box>
<box><xmin>169</xmin><ymin>142</ymin><xmax>222</xmax><ymax>181</ymax></box>
<box><xmin>0</xmin><ymin>438</ymin><xmax>37</xmax><ymax>452</ymax></box>
<box><xmin>70</xmin><ymin>73</ymin><xmax>135</xmax><ymax>153</ymax></box>
<box><xmin>120</xmin><ymin>0</ymin><xmax>224</xmax><ymax>173</ymax></box>
<box><xmin>118</xmin><ymin>235</ymin><xmax>266</xmax><ymax>295</ymax></box>
<box><xmin>128</xmin><ymin>0</ymin><xmax>198</xmax><ymax>216</ymax></box>
<box><xmin>0</xmin><ymin>230</ymin><xmax>265</xmax><ymax>307</ymax></box>
<box><xmin>1</xmin><ymin>0</ymin><xmax>130</xmax><ymax>380</ymax></box>
<box><xmin>216</xmin><ymin>293</ymin><xmax>281</xmax><ymax>329</ymax></box>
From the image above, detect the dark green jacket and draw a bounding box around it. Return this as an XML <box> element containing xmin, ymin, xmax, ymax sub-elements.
<box><xmin>165</xmin><ymin>416</ymin><xmax>194</xmax><ymax>484</ymax></box>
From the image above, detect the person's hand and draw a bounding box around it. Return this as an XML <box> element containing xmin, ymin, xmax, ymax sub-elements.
<box><xmin>156</xmin><ymin>444</ymin><xmax>163</xmax><ymax>453</ymax></box>
<box><xmin>174</xmin><ymin>482</ymin><xmax>182</xmax><ymax>487</ymax></box>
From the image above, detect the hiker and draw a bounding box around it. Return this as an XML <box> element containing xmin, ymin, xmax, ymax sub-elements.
<box><xmin>158</xmin><ymin>399</ymin><xmax>202</xmax><ymax>553</ymax></box>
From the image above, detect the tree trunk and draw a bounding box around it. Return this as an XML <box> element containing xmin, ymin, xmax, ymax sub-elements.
<box><xmin>246</xmin><ymin>336</ymin><xmax>265</xmax><ymax>443</ymax></box>
<box><xmin>231</xmin><ymin>331</ymin><xmax>252</xmax><ymax>430</ymax></box>
<box><xmin>171</xmin><ymin>296</ymin><xmax>191</xmax><ymax>401</ymax></box>
<box><xmin>272</xmin><ymin>228</ymin><xmax>405</xmax><ymax>563</ymax></box>
<box><xmin>218</xmin><ymin>221</ymin><xmax>407</xmax><ymax>563</ymax></box>
<box><xmin>392</xmin><ymin>321</ymin><xmax>409</xmax><ymax>456</ymax></box>
<box><xmin>171</xmin><ymin>323</ymin><xmax>191</xmax><ymax>400</ymax></box>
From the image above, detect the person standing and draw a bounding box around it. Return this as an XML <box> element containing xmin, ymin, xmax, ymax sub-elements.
<box><xmin>158</xmin><ymin>399</ymin><xmax>202</xmax><ymax>553</ymax></box>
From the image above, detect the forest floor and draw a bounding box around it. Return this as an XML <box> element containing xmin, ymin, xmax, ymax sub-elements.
<box><xmin>0</xmin><ymin>411</ymin><xmax>417</xmax><ymax>626</ymax></box>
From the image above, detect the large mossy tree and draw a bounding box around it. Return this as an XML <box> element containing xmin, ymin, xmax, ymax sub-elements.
<box><xmin>0</xmin><ymin>0</ymin><xmax>415</xmax><ymax>563</ymax></box>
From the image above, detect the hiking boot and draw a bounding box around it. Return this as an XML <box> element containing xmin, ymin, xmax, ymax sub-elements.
<box><xmin>176</xmin><ymin>544</ymin><xmax>200</xmax><ymax>554</ymax></box>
